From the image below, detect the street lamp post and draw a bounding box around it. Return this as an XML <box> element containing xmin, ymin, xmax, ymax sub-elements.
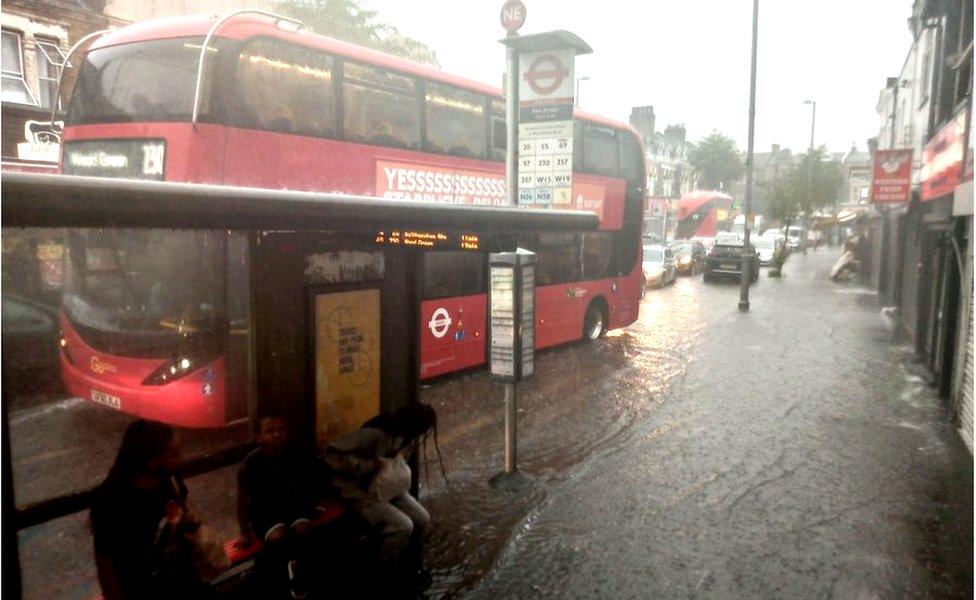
<box><xmin>575</xmin><ymin>76</ymin><xmax>590</xmax><ymax>107</ymax></box>
<box><xmin>802</xmin><ymin>99</ymin><xmax>816</xmax><ymax>256</ymax></box>
<box><xmin>804</xmin><ymin>99</ymin><xmax>816</xmax><ymax>150</ymax></box>
<box><xmin>739</xmin><ymin>0</ymin><xmax>759</xmax><ymax>312</ymax></box>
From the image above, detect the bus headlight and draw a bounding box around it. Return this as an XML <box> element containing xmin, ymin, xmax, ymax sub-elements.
<box><xmin>142</xmin><ymin>354</ymin><xmax>202</xmax><ymax>386</ymax></box>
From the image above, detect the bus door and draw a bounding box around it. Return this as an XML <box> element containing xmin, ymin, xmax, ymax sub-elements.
<box><xmin>419</xmin><ymin>251</ymin><xmax>486</xmax><ymax>379</ymax></box>
<box><xmin>531</xmin><ymin>233</ymin><xmax>583</xmax><ymax>347</ymax></box>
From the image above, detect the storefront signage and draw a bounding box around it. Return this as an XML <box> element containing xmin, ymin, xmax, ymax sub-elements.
<box><xmin>517</xmin><ymin>49</ymin><xmax>575</xmax><ymax>209</ymax></box>
<box><xmin>870</xmin><ymin>149</ymin><xmax>913</xmax><ymax>203</ymax></box>
<box><xmin>922</xmin><ymin>111</ymin><xmax>967</xmax><ymax>201</ymax></box>
<box><xmin>375</xmin><ymin>160</ymin><xmax>506</xmax><ymax>205</ymax></box>
<box><xmin>16</xmin><ymin>120</ymin><xmax>62</xmax><ymax>163</ymax></box>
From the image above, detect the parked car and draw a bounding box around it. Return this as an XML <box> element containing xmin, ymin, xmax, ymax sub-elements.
<box><xmin>786</xmin><ymin>226</ymin><xmax>806</xmax><ymax>251</ymax></box>
<box><xmin>690</xmin><ymin>236</ymin><xmax>717</xmax><ymax>253</ymax></box>
<box><xmin>703</xmin><ymin>242</ymin><xmax>759</xmax><ymax>283</ymax></box>
<box><xmin>752</xmin><ymin>238</ymin><xmax>777</xmax><ymax>265</ymax></box>
<box><xmin>1</xmin><ymin>293</ymin><xmax>61</xmax><ymax>394</ymax></box>
<box><xmin>670</xmin><ymin>240</ymin><xmax>706</xmax><ymax>274</ymax></box>
<box><xmin>642</xmin><ymin>244</ymin><xmax>678</xmax><ymax>288</ymax></box>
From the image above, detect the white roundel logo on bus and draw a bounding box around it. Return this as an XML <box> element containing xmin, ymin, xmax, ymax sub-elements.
<box><xmin>428</xmin><ymin>308</ymin><xmax>452</xmax><ymax>339</ymax></box>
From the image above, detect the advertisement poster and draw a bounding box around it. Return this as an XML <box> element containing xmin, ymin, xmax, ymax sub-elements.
<box><xmin>870</xmin><ymin>149</ymin><xmax>913</xmax><ymax>203</ymax></box>
<box><xmin>314</xmin><ymin>289</ymin><xmax>380</xmax><ymax>452</ymax></box>
<box><xmin>375</xmin><ymin>160</ymin><xmax>506</xmax><ymax>205</ymax></box>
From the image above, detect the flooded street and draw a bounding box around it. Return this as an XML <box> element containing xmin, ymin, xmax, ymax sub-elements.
<box><xmin>423</xmin><ymin>251</ymin><xmax>973</xmax><ymax>599</ymax></box>
<box><xmin>10</xmin><ymin>252</ymin><xmax>972</xmax><ymax>599</ymax></box>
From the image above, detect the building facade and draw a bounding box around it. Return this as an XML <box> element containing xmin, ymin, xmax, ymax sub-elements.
<box><xmin>629</xmin><ymin>106</ymin><xmax>700</xmax><ymax>238</ymax></box>
<box><xmin>869</xmin><ymin>0</ymin><xmax>973</xmax><ymax>451</ymax></box>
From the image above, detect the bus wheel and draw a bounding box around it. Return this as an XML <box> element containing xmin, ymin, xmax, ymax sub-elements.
<box><xmin>583</xmin><ymin>300</ymin><xmax>607</xmax><ymax>342</ymax></box>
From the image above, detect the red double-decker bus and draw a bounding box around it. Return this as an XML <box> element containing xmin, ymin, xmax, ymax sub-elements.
<box><xmin>58</xmin><ymin>13</ymin><xmax>646</xmax><ymax>427</ymax></box>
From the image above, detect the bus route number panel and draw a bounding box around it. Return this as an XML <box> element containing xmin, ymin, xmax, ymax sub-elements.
<box><xmin>517</xmin><ymin>121</ymin><xmax>573</xmax><ymax>209</ymax></box>
<box><xmin>374</xmin><ymin>230</ymin><xmax>480</xmax><ymax>251</ymax></box>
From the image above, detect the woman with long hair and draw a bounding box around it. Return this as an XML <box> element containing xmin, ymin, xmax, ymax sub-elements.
<box><xmin>325</xmin><ymin>403</ymin><xmax>443</xmax><ymax>580</ymax></box>
<box><xmin>90</xmin><ymin>420</ymin><xmax>209</xmax><ymax>599</ymax></box>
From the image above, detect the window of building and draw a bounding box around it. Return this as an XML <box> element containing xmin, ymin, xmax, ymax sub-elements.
<box><xmin>35</xmin><ymin>37</ymin><xmax>68</xmax><ymax>110</ymax></box>
<box><xmin>236</xmin><ymin>38</ymin><xmax>335</xmax><ymax>137</ymax></box>
<box><xmin>2</xmin><ymin>30</ymin><xmax>37</xmax><ymax>105</ymax></box>
<box><xmin>342</xmin><ymin>61</ymin><xmax>420</xmax><ymax>150</ymax></box>
<box><xmin>423</xmin><ymin>251</ymin><xmax>483</xmax><ymax>298</ymax></box>
<box><xmin>583</xmin><ymin>123</ymin><xmax>618</xmax><ymax>176</ymax></box>
<box><xmin>424</xmin><ymin>82</ymin><xmax>487</xmax><ymax>159</ymax></box>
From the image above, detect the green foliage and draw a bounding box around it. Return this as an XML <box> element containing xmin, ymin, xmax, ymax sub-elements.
<box><xmin>689</xmin><ymin>132</ymin><xmax>745</xmax><ymax>191</ymax></box>
<box><xmin>276</xmin><ymin>0</ymin><xmax>440</xmax><ymax>66</ymax></box>
<box><xmin>765</xmin><ymin>146</ymin><xmax>843</xmax><ymax>226</ymax></box>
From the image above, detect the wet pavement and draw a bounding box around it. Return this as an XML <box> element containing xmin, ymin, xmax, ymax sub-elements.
<box><xmin>422</xmin><ymin>250</ymin><xmax>973</xmax><ymax>599</ymax></box>
<box><xmin>10</xmin><ymin>250</ymin><xmax>973</xmax><ymax>599</ymax></box>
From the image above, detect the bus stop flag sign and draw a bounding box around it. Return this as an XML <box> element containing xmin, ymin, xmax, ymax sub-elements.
<box><xmin>500</xmin><ymin>0</ymin><xmax>526</xmax><ymax>34</ymax></box>
<box><xmin>518</xmin><ymin>49</ymin><xmax>575</xmax><ymax>209</ymax></box>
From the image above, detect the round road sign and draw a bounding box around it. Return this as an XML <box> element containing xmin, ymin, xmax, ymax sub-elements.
<box><xmin>428</xmin><ymin>308</ymin><xmax>452</xmax><ymax>338</ymax></box>
<box><xmin>523</xmin><ymin>54</ymin><xmax>569</xmax><ymax>96</ymax></box>
<box><xmin>500</xmin><ymin>0</ymin><xmax>526</xmax><ymax>34</ymax></box>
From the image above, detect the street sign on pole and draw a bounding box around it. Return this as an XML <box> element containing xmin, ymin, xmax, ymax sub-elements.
<box><xmin>500</xmin><ymin>0</ymin><xmax>526</xmax><ymax>35</ymax></box>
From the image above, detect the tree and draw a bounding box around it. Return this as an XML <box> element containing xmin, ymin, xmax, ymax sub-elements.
<box><xmin>765</xmin><ymin>146</ymin><xmax>843</xmax><ymax>233</ymax></box>
<box><xmin>276</xmin><ymin>0</ymin><xmax>439</xmax><ymax>66</ymax></box>
<box><xmin>688</xmin><ymin>132</ymin><xmax>745</xmax><ymax>191</ymax></box>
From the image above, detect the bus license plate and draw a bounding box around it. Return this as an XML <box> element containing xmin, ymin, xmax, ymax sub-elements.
<box><xmin>91</xmin><ymin>389</ymin><xmax>121</xmax><ymax>410</ymax></box>
<box><xmin>722</xmin><ymin>262</ymin><xmax>737</xmax><ymax>269</ymax></box>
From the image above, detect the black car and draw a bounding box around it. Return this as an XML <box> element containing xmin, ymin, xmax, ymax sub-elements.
<box><xmin>703</xmin><ymin>243</ymin><xmax>759</xmax><ymax>283</ymax></box>
<box><xmin>1</xmin><ymin>293</ymin><xmax>62</xmax><ymax>394</ymax></box>
<box><xmin>670</xmin><ymin>241</ymin><xmax>706</xmax><ymax>274</ymax></box>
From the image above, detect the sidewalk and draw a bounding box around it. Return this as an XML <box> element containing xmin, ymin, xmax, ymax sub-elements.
<box><xmin>423</xmin><ymin>251</ymin><xmax>973</xmax><ymax>598</ymax></box>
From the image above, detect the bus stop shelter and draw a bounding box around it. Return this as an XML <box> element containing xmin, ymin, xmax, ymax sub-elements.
<box><xmin>1</xmin><ymin>172</ymin><xmax>598</xmax><ymax>596</ymax></box>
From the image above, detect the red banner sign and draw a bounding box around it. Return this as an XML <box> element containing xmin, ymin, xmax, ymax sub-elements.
<box><xmin>870</xmin><ymin>149</ymin><xmax>913</xmax><ymax>203</ymax></box>
<box><xmin>921</xmin><ymin>111</ymin><xmax>967</xmax><ymax>201</ymax></box>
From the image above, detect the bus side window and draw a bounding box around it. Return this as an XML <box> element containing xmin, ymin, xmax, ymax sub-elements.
<box><xmin>534</xmin><ymin>233</ymin><xmax>580</xmax><ymax>286</ymax></box>
<box><xmin>573</xmin><ymin>120</ymin><xmax>583</xmax><ymax>172</ymax></box>
<box><xmin>235</xmin><ymin>38</ymin><xmax>335</xmax><ymax>138</ymax></box>
<box><xmin>583</xmin><ymin>123</ymin><xmax>618</xmax><ymax>176</ymax></box>
<box><xmin>342</xmin><ymin>61</ymin><xmax>421</xmax><ymax>150</ymax></box>
<box><xmin>581</xmin><ymin>232</ymin><xmax>612</xmax><ymax>279</ymax></box>
<box><xmin>424</xmin><ymin>82</ymin><xmax>487</xmax><ymax>159</ymax></box>
<box><xmin>423</xmin><ymin>251</ymin><xmax>483</xmax><ymax>299</ymax></box>
<box><xmin>490</xmin><ymin>99</ymin><xmax>506</xmax><ymax>161</ymax></box>
<box><xmin>618</xmin><ymin>133</ymin><xmax>643</xmax><ymax>185</ymax></box>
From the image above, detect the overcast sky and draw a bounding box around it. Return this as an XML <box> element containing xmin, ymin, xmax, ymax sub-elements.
<box><xmin>364</xmin><ymin>0</ymin><xmax>916</xmax><ymax>156</ymax></box>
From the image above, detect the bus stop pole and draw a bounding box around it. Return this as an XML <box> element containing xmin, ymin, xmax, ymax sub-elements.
<box><xmin>739</xmin><ymin>0</ymin><xmax>759</xmax><ymax>312</ymax></box>
<box><xmin>503</xmin><ymin>39</ymin><xmax>520</xmax><ymax>474</ymax></box>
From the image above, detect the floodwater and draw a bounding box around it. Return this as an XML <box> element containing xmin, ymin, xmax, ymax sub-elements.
<box><xmin>422</xmin><ymin>251</ymin><xmax>973</xmax><ymax>599</ymax></box>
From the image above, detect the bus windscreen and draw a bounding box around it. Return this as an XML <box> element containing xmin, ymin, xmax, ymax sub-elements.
<box><xmin>68</xmin><ymin>37</ymin><xmax>214</xmax><ymax>124</ymax></box>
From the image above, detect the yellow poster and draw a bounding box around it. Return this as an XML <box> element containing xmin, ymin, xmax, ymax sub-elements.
<box><xmin>314</xmin><ymin>289</ymin><xmax>381</xmax><ymax>452</ymax></box>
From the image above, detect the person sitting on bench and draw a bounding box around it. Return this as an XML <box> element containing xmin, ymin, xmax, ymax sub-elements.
<box><xmin>236</xmin><ymin>414</ymin><xmax>322</xmax><ymax>599</ymax></box>
<box><xmin>324</xmin><ymin>404</ymin><xmax>437</xmax><ymax>579</ymax></box>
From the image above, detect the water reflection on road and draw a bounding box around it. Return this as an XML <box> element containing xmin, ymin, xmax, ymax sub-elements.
<box><xmin>420</xmin><ymin>273</ymin><xmax>708</xmax><ymax>596</ymax></box>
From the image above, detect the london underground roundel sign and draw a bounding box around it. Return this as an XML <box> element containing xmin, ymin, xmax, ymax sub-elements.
<box><xmin>500</xmin><ymin>0</ymin><xmax>526</xmax><ymax>34</ymax></box>
<box><xmin>428</xmin><ymin>307</ymin><xmax>452</xmax><ymax>338</ymax></box>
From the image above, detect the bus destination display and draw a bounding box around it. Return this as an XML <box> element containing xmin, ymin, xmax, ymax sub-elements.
<box><xmin>374</xmin><ymin>230</ymin><xmax>480</xmax><ymax>251</ymax></box>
